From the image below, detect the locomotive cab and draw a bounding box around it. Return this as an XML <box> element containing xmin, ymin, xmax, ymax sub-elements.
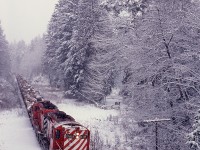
<box><xmin>50</xmin><ymin>123</ymin><xmax>90</xmax><ymax>150</ymax></box>
<box><xmin>46</xmin><ymin>111</ymin><xmax>90</xmax><ymax>150</ymax></box>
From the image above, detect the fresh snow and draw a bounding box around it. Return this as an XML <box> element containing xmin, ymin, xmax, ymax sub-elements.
<box><xmin>57</xmin><ymin>101</ymin><xmax>121</xmax><ymax>148</ymax></box>
<box><xmin>0</xmin><ymin>109</ymin><xmax>41</xmax><ymax>150</ymax></box>
<box><xmin>0</xmin><ymin>77</ymin><xmax>125</xmax><ymax>150</ymax></box>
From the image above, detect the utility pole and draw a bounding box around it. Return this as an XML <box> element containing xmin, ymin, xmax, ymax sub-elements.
<box><xmin>155</xmin><ymin>122</ymin><xmax>158</xmax><ymax>150</ymax></box>
<box><xmin>143</xmin><ymin>118</ymin><xmax>171</xmax><ymax>150</ymax></box>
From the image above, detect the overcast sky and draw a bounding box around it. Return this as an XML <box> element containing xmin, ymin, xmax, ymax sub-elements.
<box><xmin>0</xmin><ymin>0</ymin><xmax>58</xmax><ymax>43</ymax></box>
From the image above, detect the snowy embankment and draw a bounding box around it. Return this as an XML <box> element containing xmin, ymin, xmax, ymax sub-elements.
<box><xmin>0</xmin><ymin>109</ymin><xmax>41</xmax><ymax>150</ymax></box>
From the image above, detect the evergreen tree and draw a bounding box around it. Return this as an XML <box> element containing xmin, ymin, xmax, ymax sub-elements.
<box><xmin>45</xmin><ymin>0</ymin><xmax>115</xmax><ymax>103</ymax></box>
<box><xmin>65</xmin><ymin>0</ymin><xmax>96</xmax><ymax>98</ymax></box>
<box><xmin>101</xmin><ymin>0</ymin><xmax>149</xmax><ymax>17</ymax></box>
<box><xmin>45</xmin><ymin>0</ymin><xmax>79</xmax><ymax>88</ymax></box>
<box><xmin>66</xmin><ymin>0</ymin><xmax>115</xmax><ymax>102</ymax></box>
<box><xmin>0</xmin><ymin>22</ymin><xmax>10</xmax><ymax>77</ymax></box>
<box><xmin>20</xmin><ymin>36</ymin><xmax>46</xmax><ymax>78</ymax></box>
<box><xmin>9</xmin><ymin>40</ymin><xmax>27</xmax><ymax>74</ymax></box>
<box><xmin>0</xmin><ymin>22</ymin><xmax>20</xmax><ymax>109</ymax></box>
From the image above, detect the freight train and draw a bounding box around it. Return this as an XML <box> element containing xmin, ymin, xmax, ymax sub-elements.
<box><xmin>16</xmin><ymin>75</ymin><xmax>90</xmax><ymax>150</ymax></box>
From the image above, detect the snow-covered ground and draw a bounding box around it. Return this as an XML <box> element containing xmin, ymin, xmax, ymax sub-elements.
<box><xmin>57</xmin><ymin>100</ymin><xmax>122</xmax><ymax>148</ymax></box>
<box><xmin>0</xmin><ymin>109</ymin><xmax>41</xmax><ymax>150</ymax></box>
<box><xmin>0</xmin><ymin>76</ymin><xmax>126</xmax><ymax>150</ymax></box>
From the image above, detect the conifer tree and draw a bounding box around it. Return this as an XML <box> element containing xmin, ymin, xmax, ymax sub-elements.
<box><xmin>45</xmin><ymin>0</ymin><xmax>79</xmax><ymax>88</ymax></box>
<box><xmin>0</xmin><ymin>22</ymin><xmax>10</xmax><ymax>77</ymax></box>
<box><xmin>45</xmin><ymin>0</ymin><xmax>115</xmax><ymax>102</ymax></box>
<box><xmin>66</xmin><ymin>0</ymin><xmax>115</xmax><ymax>102</ymax></box>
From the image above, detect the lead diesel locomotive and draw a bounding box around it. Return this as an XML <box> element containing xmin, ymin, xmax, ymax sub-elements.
<box><xmin>16</xmin><ymin>75</ymin><xmax>90</xmax><ymax>150</ymax></box>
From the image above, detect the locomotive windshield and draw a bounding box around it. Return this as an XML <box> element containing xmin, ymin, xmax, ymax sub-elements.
<box><xmin>55</xmin><ymin>130</ymin><xmax>60</xmax><ymax>139</ymax></box>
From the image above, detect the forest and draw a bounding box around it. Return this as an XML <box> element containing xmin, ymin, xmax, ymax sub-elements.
<box><xmin>1</xmin><ymin>0</ymin><xmax>200</xmax><ymax>149</ymax></box>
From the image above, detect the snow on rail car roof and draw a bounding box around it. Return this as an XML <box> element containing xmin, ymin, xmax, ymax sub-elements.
<box><xmin>49</xmin><ymin>111</ymin><xmax>75</xmax><ymax>122</ymax></box>
<box><xmin>54</xmin><ymin>120</ymin><xmax>84</xmax><ymax>128</ymax></box>
<box><xmin>39</xmin><ymin>101</ymin><xmax>58</xmax><ymax>109</ymax></box>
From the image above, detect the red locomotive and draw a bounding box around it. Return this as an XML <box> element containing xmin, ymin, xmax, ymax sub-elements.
<box><xmin>16</xmin><ymin>75</ymin><xmax>90</xmax><ymax>150</ymax></box>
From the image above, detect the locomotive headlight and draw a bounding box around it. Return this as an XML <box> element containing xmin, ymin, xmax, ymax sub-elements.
<box><xmin>75</xmin><ymin>132</ymin><xmax>80</xmax><ymax>139</ymax></box>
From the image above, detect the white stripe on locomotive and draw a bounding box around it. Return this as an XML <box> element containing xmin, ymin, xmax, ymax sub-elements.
<box><xmin>72</xmin><ymin>136</ymin><xmax>87</xmax><ymax>150</ymax></box>
<box><xmin>43</xmin><ymin>116</ymin><xmax>48</xmax><ymax>134</ymax></box>
<box><xmin>64</xmin><ymin>128</ymin><xmax>77</xmax><ymax>146</ymax></box>
<box><xmin>64</xmin><ymin>130</ymin><xmax>86</xmax><ymax>149</ymax></box>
